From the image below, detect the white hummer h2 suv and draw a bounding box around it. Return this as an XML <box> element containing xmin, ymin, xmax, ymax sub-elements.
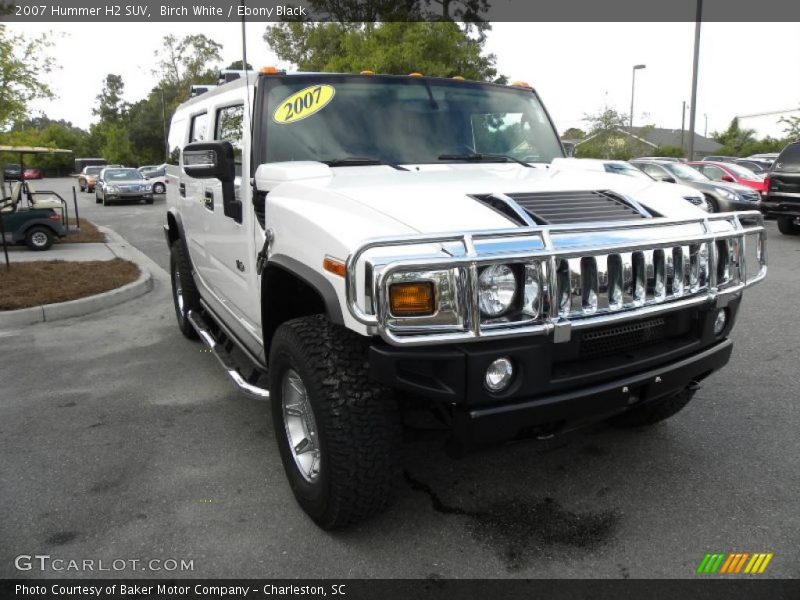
<box><xmin>164</xmin><ymin>70</ymin><xmax>767</xmax><ymax>530</ymax></box>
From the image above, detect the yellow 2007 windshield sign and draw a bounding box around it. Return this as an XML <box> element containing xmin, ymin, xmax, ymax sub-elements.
<box><xmin>273</xmin><ymin>85</ymin><xmax>335</xmax><ymax>124</ymax></box>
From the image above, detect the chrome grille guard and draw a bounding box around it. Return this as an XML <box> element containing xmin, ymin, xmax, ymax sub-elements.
<box><xmin>345</xmin><ymin>211</ymin><xmax>767</xmax><ymax>347</ymax></box>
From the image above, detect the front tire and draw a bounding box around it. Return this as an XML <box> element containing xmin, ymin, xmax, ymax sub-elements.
<box><xmin>704</xmin><ymin>194</ymin><xmax>719</xmax><ymax>213</ymax></box>
<box><xmin>25</xmin><ymin>226</ymin><xmax>54</xmax><ymax>251</ymax></box>
<box><xmin>610</xmin><ymin>387</ymin><xmax>695</xmax><ymax>428</ymax></box>
<box><xmin>153</xmin><ymin>182</ymin><xmax>165</xmax><ymax>194</ymax></box>
<box><xmin>777</xmin><ymin>216</ymin><xmax>800</xmax><ymax>235</ymax></box>
<box><xmin>170</xmin><ymin>241</ymin><xmax>201</xmax><ymax>340</ymax></box>
<box><xmin>269</xmin><ymin>315</ymin><xmax>402</xmax><ymax>530</ymax></box>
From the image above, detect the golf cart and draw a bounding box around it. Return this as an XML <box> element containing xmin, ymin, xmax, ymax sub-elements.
<box><xmin>0</xmin><ymin>146</ymin><xmax>79</xmax><ymax>262</ymax></box>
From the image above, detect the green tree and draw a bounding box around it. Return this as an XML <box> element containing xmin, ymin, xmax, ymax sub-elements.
<box><xmin>562</xmin><ymin>127</ymin><xmax>586</xmax><ymax>140</ymax></box>
<box><xmin>779</xmin><ymin>113</ymin><xmax>800</xmax><ymax>141</ymax></box>
<box><xmin>93</xmin><ymin>74</ymin><xmax>127</xmax><ymax>123</ymax></box>
<box><xmin>576</xmin><ymin>106</ymin><xmax>636</xmax><ymax>159</ymax></box>
<box><xmin>654</xmin><ymin>145</ymin><xmax>685</xmax><ymax>158</ymax></box>
<box><xmin>711</xmin><ymin>118</ymin><xmax>756</xmax><ymax>155</ymax></box>
<box><xmin>155</xmin><ymin>34</ymin><xmax>222</xmax><ymax>91</ymax></box>
<box><xmin>0</xmin><ymin>25</ymin><xmax>56</xmax><ymax>129</ymax></box>
<box><xmin>225</xmin><ymin>60</ymin><xmax>253</xmax><ymax>71</ymax></box>
<box><xmin>99</xmin><ymin>121</ymin><xmax>136</xmax><ymax>165</ymax></box>
<box><xmin>264</xmin><ymin>22</ymin><xmax>500</xmax><ymax>81</ymax></box>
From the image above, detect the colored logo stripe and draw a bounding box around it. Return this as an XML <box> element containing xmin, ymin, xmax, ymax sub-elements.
<box><xmin>697</xmin><ymin>552</ymin><xmax>773</xmax><ymax>574</ymax></box>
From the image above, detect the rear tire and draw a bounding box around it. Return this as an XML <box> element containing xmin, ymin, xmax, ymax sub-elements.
<box><xmin>610</xmin><ymin>387</ymin><xmax>695</xmax><ymax>428</ymax></box>
<box><xmin>269</xmin><ymin>314</ymin><xmax>402</xmax><ymax>530</ymax></box>
<box><xmin>169</xmin><ymin>241</ymin><xmax>201</xmax><ymax>340</ymax></box>
<box><xmin>153</xmin><ymin>182</ymin><xmax>165</xmax><ymax>194</ymax></box>
<box><xmin>25</xmin><ymin>226</ymin><xmax>54</xmax><ymax>251</ymax></box>
<box><xmin>777</xmin><ymin>216</ymin><xmax>800</xmax><ymax>235</ymax></box>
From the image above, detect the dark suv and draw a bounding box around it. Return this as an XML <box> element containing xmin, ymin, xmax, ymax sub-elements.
<box><xmin>762</xmin><ymin>141</ymin><xmax>800</xmax><ymax>235</ymax></box>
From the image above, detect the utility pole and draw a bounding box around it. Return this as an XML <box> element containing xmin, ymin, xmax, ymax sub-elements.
<box><xmin>681</xmin><ymin>101</ymin><xmax>687</xmax><ymax>153</ymax></box>
<box><xmin>629</xmin><ymin>64</ymin><xmax>646</xmax><ymax>129</ymax></box>
<box><xmin>687</xmin><ymin>0</ymin><xmax>703</xmax><ymax>160</ymax></box>
<box><xmin>153</xmin><ymin>87</ymin><xmax>168</xmax><ymax>163</ymax></box>
<box><xmin>704</xmin><ymin>113</ymin><xmax>708</xmax><ymax>138</ymax></box>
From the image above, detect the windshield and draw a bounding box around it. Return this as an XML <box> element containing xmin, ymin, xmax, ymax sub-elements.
<box><xmin>723</xmin><ymin>163</ymin><xmax>761</xmax><ymax>180</ymax></box>
<box><xmin>261</xmin><ymin>75</ymin><xmax>563</xmax><ymax>165</ymax></box>
<box><xmin>667</xmin><ymin>162</ymin><xmax>709</xmax><ymax>181</ymax></box>
<box><xmin>775</xmin><ymin>143</ymin><xmax>800</xmax><ymax>172</ymax></box>
<box><xmin>104</xmin><ymin>169</ymin><xmax>142</xmax><ymax>180</ymax></box>
<box><xmin>85</xmin><ymin>167</ymin><xmax>103</xmax><ymax>175</ymax></box>
<box><xmin>604</xmin><ymin>162</ymin><xmax>652</xmax><ymax>180</ymax></box>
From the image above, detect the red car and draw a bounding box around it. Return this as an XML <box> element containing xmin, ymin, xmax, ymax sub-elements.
<box><xmin>688</xmin><ymin>161</ymin><xmax>767</xmax><ymax>195</ymax></box>
<box><xmin>23</xmin><ymin>168</ymin><xmax>43</xmax><ymax>180</ymax></box>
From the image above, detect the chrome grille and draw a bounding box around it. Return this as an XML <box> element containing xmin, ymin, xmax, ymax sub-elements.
<box><xmin>555</xmin><ymin>244</ymin><xmax>719</xmax><ymax>319</ymax></box>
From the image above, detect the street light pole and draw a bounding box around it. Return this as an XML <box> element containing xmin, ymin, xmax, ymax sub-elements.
<box><xmin>687</xmin><ymin>0</ymin><xmax>703</xmax><ymax>160</ymax></box>
<box><xmin>153</xmin><ymin>87</ymin><xmax>168</xmax><ymax>163</ymax></box>
<box><xmin>629</xmin><ymin>64</ymin><xmax>646</xmax><ymax>129</ymax></box>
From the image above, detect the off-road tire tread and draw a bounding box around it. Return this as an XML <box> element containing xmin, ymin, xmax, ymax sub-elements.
<box><xmin>271</xmin><ymin>314</ymin><xmax>402</xmax><ymax>530</ymax></box>
<box><xmin>610</xmin><ymin>388</ymin><xmax>694</xmax><ymax>428</ymax></box>
<box><xmin>170</xmin><ymin>241</ymin><xmax>200</xmax><ymax>340</ymax></box>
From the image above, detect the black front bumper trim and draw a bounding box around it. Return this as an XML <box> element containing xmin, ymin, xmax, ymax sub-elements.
<box><xmin>455</xmin><ymin>339</ymin><xmax>732</xmax><ymax>447</ymax></box>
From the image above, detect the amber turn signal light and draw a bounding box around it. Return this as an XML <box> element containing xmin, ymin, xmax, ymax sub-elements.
<box><xmin>323</xmin><ymin>256</ymin><xmax>346</xmax><ymax>277</ymax></box>
<box><xmin>389</xmin><ymin>282</ymin><xmax>435</xmax><ymax>317</ymax></box>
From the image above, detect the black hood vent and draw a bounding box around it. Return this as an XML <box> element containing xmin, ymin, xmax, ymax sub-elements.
<box><xmin>485</xmin><ymin>190</ymin><xmax>651</xmax><ymax>225</ymax></box>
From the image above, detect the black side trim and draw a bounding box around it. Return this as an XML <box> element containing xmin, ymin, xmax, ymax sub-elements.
<box><xmin>13</xmin><ymin>218</ymin><xmax>65</xmax><ymax>242</ymax></box>
<box><xmin>267</xmin><ymin>254</ymin><xmax>344</xmax><ymax>325</ymax></box>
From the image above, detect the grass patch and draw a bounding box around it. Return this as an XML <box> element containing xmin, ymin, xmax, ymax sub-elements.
<box><xmin>57</xmin><ymin>218</ymin><xmax>106</xmax><ymax>243</ymax></box>
<box><xmin>0</xmin><ymin>258</ymin><xmax>140</xmax><ymax>310</ymax></box>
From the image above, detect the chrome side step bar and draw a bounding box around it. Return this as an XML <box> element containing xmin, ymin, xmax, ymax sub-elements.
<box><xmin>187</xmin><ymin>310</ymin><xmax>270</xmax><ymax>400</ymax></box>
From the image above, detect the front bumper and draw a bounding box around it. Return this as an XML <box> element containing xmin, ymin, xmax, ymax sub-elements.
<box><xmin>105</xmin><ymin>192</ymin><xmax>153</xmax><ymax>200</ymax></box>
<box><xmin>457</xmin><ymin>338</ymin><xmax>731</xmax><ymax>447</ymax></box>
<box><xmin>370</xmin><ymin>298</ymin><xmax>739</xmax><ymax>447</ymax></box>
<box><xmin>761</xmin><ymin>196</ymin><xmax>800</xmax><ymax>217</ymax></box>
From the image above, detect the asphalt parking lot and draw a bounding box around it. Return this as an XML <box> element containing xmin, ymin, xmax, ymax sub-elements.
<box><xmin>1</xmin><ymin>178</ymin><xmax>798</xmax><ymax>579</ymax></box>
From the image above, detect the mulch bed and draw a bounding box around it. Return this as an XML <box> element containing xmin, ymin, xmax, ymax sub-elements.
<box><xmin>0</xmin><ymin>258</ymin><xmax>140</xmax><ymax>310</ymax></box>
<box><xmin>57</xmin><ymin>218</ymin><xmax>106</xmax><ymax>243</ymax></box>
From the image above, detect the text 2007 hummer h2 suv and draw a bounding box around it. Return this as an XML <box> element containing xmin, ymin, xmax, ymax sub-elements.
<box><xmin>164</xmin><ymin>70</ymin><xmax>767</xmax><ymax>529</ymax></box>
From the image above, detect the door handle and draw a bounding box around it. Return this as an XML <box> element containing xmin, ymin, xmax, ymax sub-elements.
<box><xmin>204</xmin><ymin>189</ymin><xmax>214</xmax><ymax>211</ymax></box>
<box><xmin>179</xmin><ymin>183</ymin><xmax>186</xmax><ymax>198</ymax></box>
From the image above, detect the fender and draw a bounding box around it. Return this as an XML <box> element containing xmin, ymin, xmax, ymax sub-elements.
<box><xmin>267</xmin><ymin>253</ymin><xmax>344</xmax><ymax>325</ymax></box>
<box><xmin>13</xmin><ymin>219</ymin><xmax>63</xmax><ymax>243</ymax></box>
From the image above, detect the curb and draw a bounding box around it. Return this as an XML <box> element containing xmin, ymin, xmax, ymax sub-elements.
<box><xmin>0</xmin><ymin>226</ymin><xmax>155</xmax><ymax>328</ymax></box>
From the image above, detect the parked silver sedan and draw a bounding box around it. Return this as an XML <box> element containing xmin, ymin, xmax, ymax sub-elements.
<box><xmin>95</xmin><ymin>168</ymin><xmax>154</xmax><ymax>206</ymax></box>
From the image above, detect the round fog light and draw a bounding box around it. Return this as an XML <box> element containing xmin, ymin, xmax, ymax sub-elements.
<box><xmin>713</xmin><ymin>309</ymin><xmax>728</xmax><ymax>335</ymax></box>
<box><xmin>485</xmin><ymin>357</ymin><xmax>514</xmax><ymax>392</ymax></box>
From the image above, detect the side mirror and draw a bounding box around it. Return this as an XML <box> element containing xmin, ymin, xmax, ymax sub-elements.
<box><xmin>183</xmin><ymin>141</ymin><xmax>235</xmax><ymax>182</ymax></box>
<box><xmin>183</xmin><ymin>141</ymin><xmax>241</xmax><ymax>222</ymax></box>
<box><xmin>656</xmin><ymin>175</ymin><xmax>676</xmax><ymax>183</ymax></box>
<box><xmin>721</xmin><ymin>175</ymin><xmax>734</xmax><ymax>182</ymax></box>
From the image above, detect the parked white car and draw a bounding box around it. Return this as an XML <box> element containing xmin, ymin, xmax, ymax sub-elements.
<box><xmin>551</xmin><ymin>158</ymin><xmax>712</xmax><ymax>212</ymax></box>
<box><xmin>165</xmin><ymin>71</ymin><xmax>767</xmax><ymax>530</ymax></box>
<box><xmin>140</xmin><ymin>164</ymin><xmax>167</xmax><ymax>194</ymax></box>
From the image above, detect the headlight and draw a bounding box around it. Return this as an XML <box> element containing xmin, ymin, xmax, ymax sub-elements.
<box><xmin>478</xmin><ymin>264</ymin><xmax>517</xmax><ymax>317</ymax></box>
<box><xmin>145</xmin><ymin>184</ymin><xmax>152</xmax><ymax>191</ymax></box>
<box><xmin>715</xmin><ymin>187</ymin><xmax>740</xmax><ymax>202</ymax></box>
<box><xmin>107</xmin><ymin>185</ymin><xmax>119</xmax><ymax>193</ymax></box>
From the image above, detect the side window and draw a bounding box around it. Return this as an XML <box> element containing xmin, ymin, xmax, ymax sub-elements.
<box><xmin>215</xmin><ymin>104</ymin><xmax>244</xmax><ymax>176</ymax></box>
<box><xmin>167</xmin><ymin>118</ymin><xmax>185</xmax><ymax>166</ymax></box>
<box><xmin>704</xmin><ymin>166</ymin><xmax>724</xmax><ymax>181</ymax></box>
<box><xmin>190</xmin><ymin>112</ymin><xmax>208</xmax><ymax>142</ymax></box>
<box><xmin>641</xmin><ymin>164</ymin><xmax>664</xmax><ymax>178</ymax></box>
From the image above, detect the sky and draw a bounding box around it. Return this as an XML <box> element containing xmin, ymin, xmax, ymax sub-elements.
<box><xmin>10</xmin><ymin>21</ymin><xmax>800</xmax><ymax>138</ymax></box>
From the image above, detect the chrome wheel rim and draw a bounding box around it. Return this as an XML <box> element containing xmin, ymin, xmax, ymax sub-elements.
<box><xmin>282</xmin><ymin>369</ymin><xmax>321</xmax><ymax>483</ymax></box>
<box><xmin>31</xmin><ymin>231</ymin><xmax>48</xmax><ymax>247</ymax></box>
<box><xmin>173</xmin><ymin>265</ymin><xmax>184</xmax><ymax>314</ymax></box>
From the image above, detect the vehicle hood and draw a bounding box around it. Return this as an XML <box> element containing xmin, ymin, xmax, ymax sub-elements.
<box><xmin>269</xmin><ymin>163</ymin><xmax>704</xmax><ymax>235</ymax></box>
<box><xmin>106</xmin><ymin>178</ymin><xmax>147</xmax><ymax>185</ymax></box>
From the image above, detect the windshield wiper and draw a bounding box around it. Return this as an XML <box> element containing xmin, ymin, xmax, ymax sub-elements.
<box><xmin>323</xmin><ymin>157</ymin><xmax>408</xmax><ymax>171</ymax></box>
<box><xmin>438</xmin><ymin>153</ymin><xmax>535</xmax><ymax>168</ymax></box>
